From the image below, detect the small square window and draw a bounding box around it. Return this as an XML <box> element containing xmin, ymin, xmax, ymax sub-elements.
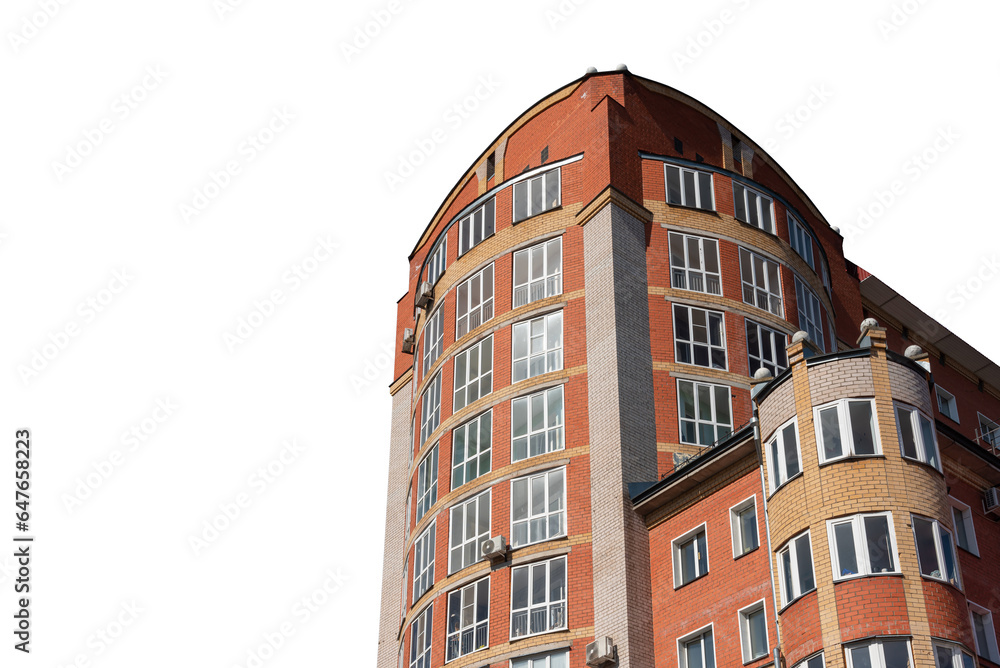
<box><xmin>730</xmin><ymin>497</ymin><xmax>759</xmax><ymax>558</ymax></box>
<box><xmin>738</xmin><ymin>601</ymin><xmax>768</xmax><ymax>663</ymax></box>
<box><xmin>936</xmin><ymin>387</ymin><xmax>959</xmax><ymax>423</ymax></box>
<box><xmin>672</xmin><ymin>524</ymin><xmax>709</xmax><ymax>587</ymax></box>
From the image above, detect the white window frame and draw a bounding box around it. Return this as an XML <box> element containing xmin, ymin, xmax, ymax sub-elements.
<box><xmin>978</xmin><ymin>411</ymin><xmax>1000</xmax><ymax>449</ymax></box>
<box><xmin>936</xmin><ymin>386</ymin><xmax>959</xmax><ymax>423</ymax></box>
<box><xmin>409</xmin><ymin>604</ymin><xmax>433</xmax><ymax>668</ymax></box>
<box><xmin>512</xmin><ymin>311</ymin><xmax>563</xmax><ymax>383</ymax></box>
<box><xmin>422</xmin><ymin>303</ymin><xmax>444</xmax><ymax>377</ymax></box>
<box><xmin>509</xmin><ymin>556</ymin><xmax>568</xmax><ymax>640</ymax></box>
<box><xmin>894</xmin><ymin>402</ymin><xmax>941</xmax><ymax>471</ymax></box>
<box><xmin>513</xmin><ymin>168</ymin><xmax>561</xmax><ymax>222</ymax></box>
<box><xmin>738</xmin><ymin>600</ymin><xmax>769</xmax><ymax>663</ymax></box>
<box><xmin>511</xmin><ymin>467</ymin><xmax>566</xmax><ymax>548</ymax></box>
<box><xmin>672</xmin><ymin>522</ymin><xmax>709</xmax><ymax>588</ymax></box>
<box><xmin>413</xmin><ymin>521</ymin><xmax>435</xmax><ymax>602</ymax></box>
<box><xmin>511</xmin><ymin>650</ymin><xmax>571</xmax><ymax>668</ymax></box>
<box><xmin>814</xmin><ymin>398</ymin><xmax>881</xmax><ymax>464</ymax></box>
<box><xmin>445</xmin><ymin>576</ymin><xmax>490</xmax><ymax>661</ymax></box>
<box><xmin>845</xmin><ymin>638</ymin><xmax>913</xmax><ymax>668</ymax></box>
<box><xmin>415</xmin><ymin>443</ymin><xmax>438</xmax><ymax>522</ymax></box>
<box><xmin>733</xmin><ymin>182</ymin><xmax>775</xmax><ymax>234</ymax></box>
<box><xmin>426</xmin><ymin>238</ymin><xmax>447</xmax><ymax>286</ymax></box>
<box><xmin>448</xmin><ymin>489</ymin><xmax>491</xmax><ymax>575</ymax></box>
<box><xmin>458</xmin><ymin>197</ymin><xmax>496</xmax><ymax>257</ymax></box>
<box><xmin>778</xmin><ymin>530</ymin><xmax>816</xmax><ymax>607</ymax></box>
<box><xmin>665</xmin><ymin>164</ymin><xmax>716</xmax><ymax>210</ymax></box>
<box><xmin>970</xmin><ymin>602</ymin><xmax>1000</xmax><ymax>663</ymax></box>
<box><xmin>673</xmin><ymin>303</ymin><xmax>728</xmax><ymax>370</ymax></box>
<box><xmin>677</xmin><ymin>380</ymin><xmax>733</xmax><ymax>447</ymax></box>
<box><xmin>739</xmin><ymin>247</ymin><xmax>784</xmax><ymax>317</ymax></box>
<box><xmin>794</xmin><ymin>276</ymin><xmax>826</xmax><ymax>350</ymax></box>
<box><xmin>912</xmin><ymin>514</ymin><xmax>961</xmax><ymax>588</ymax></box>
<box><xmin>451</xmin><ymin>410</ymin><xmax>492</xmax><ymax>490</ymax></box>
<box><xmin>767</xmin><ymin>417</ymin><xmax>802</xmax><ymax>494</ymax></box>
<box><xmin>513</xmin><ymin>237</ymin><xmax>562</xmax><ymax>308</ymax></box>
<box><xmin>669</xmin><ymin>232</ymin><xmax>722</xmax><ymax>295</ymax></box>
<box><xmin>401</xmin><ymin>560</ymin><xmax>408</xmax><ymax>623</ymax></box>
<box><xmin>730</xmin><ymin>496</ymin><xmax>759</xmax><ymax>558</ymax></box>
<box><xmin>948</xmin><ymin>496</ymin><xmax>979</xmax><ymax>556</ymax></box>
<box><xmin>746</xmin><ymin>319</ymin><xmax>789</xmax><ymax>377</ymax></box>
<box><xmin>456</xmin><ymin>263</ymin><xmax>495</xmax><ymax>339</ymax></box>
<box><xmin>453</xmin><ymin>335</ymin><xmax>494</xmax><ymax>412</ymax></box>
<box><xmin>788</xmin><ymin>214</ymin><xmax>815</xmax><ymax>271</ymax></box>
<box><xmin>420</xmin><ymin>372</ymin><xmax>441</xmax><ymax>446</ymax></box>
<box><xmin>794</xmin><ymin>652</ymin><xmax>825</xmax><ymax>668</ymax></box>
<box><xmin>677</xmin><ymin>624</ymin><xmax>715</xmax><ymax>668</ymax></box>
<box><xmin>933</xmin><ymin>641</ymin><xmax>977</xmax><ymax>668</ymax></box>
<box><xmin>511</xmin><ymin>385</ymin><xmax>565</xmax><ymax>462</ymax></box>
<box><xmin>827</xmin><ymin>512</ymin><xmax>900</xmax><ymax>581</ymax></box>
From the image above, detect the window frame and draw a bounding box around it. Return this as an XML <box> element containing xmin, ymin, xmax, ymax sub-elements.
<box><xmin>677</xmin><ymin>624</ymin><xmax>715</xmax><ymax>668</ymax></box>
<box><xmin>426</xmin><ymin>238</ymin><xmax>447</xmax><ymax>287</ymax></box>
<box><xmin>730</xmin><ymin>496</ymin><xmax>759</xmax><ymax>559</ymax></box>
<box><xmin>453</xmin><ymin>335</ymin><xmax>494</xmax><ymax>412</ymax></box>
<box><xmin>511</xmin><ymin>385</ymin><xmax>565</xmax><ymax>463</ymax></box>
<box><xmin>844</xmin><ymin>638</ymin><xmax>913</xmax><ymax>668</ymax></box>
<box><xmin>458</xmin><ymin>197</ymin><xmax>496</xmax><ymax>258</ymax></box>
<box><xmin>933</xmin><ymin>641</ymin><xmax>977</xmax><ymax>668</ymax></box>
<box><xmin>510</xmin><ymin>467</ymin><xmax>567</xmax><ymax>548</ymax></box>
<box><xmin>672</xmin><ymin>522</ymin><xmax>709</xmax><ymax>588</ymax></box>
<box><xmin>912</xmin><ymin>514</ymin><xmax>962</xmax><ymax>589</ymax></box>
<box><xmin>739</xmin><ymin>247</ymin><xmax>784</xmax><ymax>317</ymax></box>
<box><xmin>677</xmin><ymin>379</ymin><xmax>733</xmax><ymax>447</ymax></box>
<box><xmin>456</xmin><ymin>263</ymin><xmax>495</xmax><ymax>339</ymax></box>
<box><xmin>413</xmin><ymin>520</ymin><xmax>436</xmax><ymax>603</ymax></box>
<box><xmin>733</xmin><ymin>182</ymin><xmax>775</xmax><ymax>234</ymax></box>
<box><xmin>509</xmin><ymin>555</ymin><xmax>568</xmax><ymax>640</ymax></box>
<box><xmin>978</xmin><ymin>411</ymin><xmax>1000</xmax><ymax>449</ymax></box>
<box><xmin>936</xmin><ymin>386</ymin><xmax>959</xmax><ymax>423</ymax></box>
<box><xmin>813</xmin><ymin>398</ymin><xmax>882</xmax><ymax>464</ymax></box>
<box><xmin>665</xmin><ymin>164</ymin><xmax>716</xmax><ymax>210</ymax></box>
<box><xmin>745</xmin><ymin>318</ymin><xmax>789</xmax><ymax>377</ymax></box>
<box><xmin>415</xmin><ymin>443</ymin><xmax>438</xmax><ymax>522</ymax></box>
<box><xmin>948</xmin><ymin>496</ymin><xmax>979</xmax><ymax>556</ymax></box>
<box><xmin>737</xmin><ymin>599</ymin><xmax>769</xmax><ymax>664</ymax></box>
<box><xmin>788</xmin><ymin>214</ymin><xmax>815</xmax><ymax>271</ymax></box>
<box><xmin>512</xmin><ymin>310</ymin><xmax>564</xmax><ymax>383</ymax></box>
<box><xmin>422</xmin><ymin>302</ymin><xmax>445</xmax><ymax>377</ymax></box>
<box><xmin>673</xmin><ymin>303</ymin><xmax>728</xmax><ymax>370</ymax></box>
<box><xmin>511</xmin><ymin>650</ymin><xmax>571</xmax><ymax>668</ymax></box>
<box><xmin>668</xmin><ymin>231</ymin><xmax>722</xmax><ymax>295</ymax></box>
<box><xmin>512</xmin><ymin>237</ymin><xmax>563</xmax><ymax>309</ymax></box>
<box><xmin>445</xmin><ymin>576</ymin><xmax>490</xmax><ymax>661</ymax></box>
<box><xmin>419</xmin><ymin>372</ymin><xmax>442</xmax><ymax>447</ymax></box>
<box><xmin>827</xmin><ymin>512</ymin><xmax>901</xmax><ymax>581</ymax></box>
<box><xmin>767</xmin><ymin>417</ymin><xmax>802</xmax><ymax>494</ymax></box>
<box><xmin>448</xmin><ymin>489</ymin><xmax>491</xmax><ymax>575</ymax></box>
<box><xmin>777</xmin><ymin>530</ymin><xmax>816</xmax><ymax>607</ymax></box>
<box><xmin>793</xmin><ymin>652</ymin><xmax>825</xmax><ymax>668</ymax></box>
<box><xmin>409</xmin><ymin>604</ymin><xmax>433</xmax><ymax>668</ymax></box>
<box><xmin>794</xmin><ymin>276</ymin><xmax>826</xmax><ymax>351</ymax></box>
<box><xmin>513</xmin><ymin>168</ymin><xmax>561</xmax><ymax>222</ymax></box>
<box><xmin>451</xmin><ymin>410</ymin><xmax>492</xmax><ymax>490</ymax></box>
<box><xmin>894</xmin><ymin>402</ymin><xmax>941</xmax><ymax>471</ymax></box>
<box><xmin>970</xmin><ymin>601</ymin><xmax>1000</xmax><ymax>663</ymax></box>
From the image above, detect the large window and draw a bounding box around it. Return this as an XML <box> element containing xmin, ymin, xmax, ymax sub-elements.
<box><xmin>512</xmin><ymin>651</ymin><xmax>570</xmax><ymax>668</ymax></box>
<box><xmin>512</xmin><ymin>311</ymin><xmax>563</xmax><ymax>382</ymax></box>
<box><xmin>420</xmin><ymin>373</ymin><xmax>441</xmax><ymax>446</ymax></box>
<box><xmin>451</xmin><ymin>411</ymin><xmax>491</xmax><ymax>489</ymax></box>
<box><xmin>673</xmin><ymin>304</ymin><xmax>727</xmax><ymax>370</ymax></box>
<box><xmin>912</xmin><ymin>515</ymin><xmax>960</xmax><ymax>587</ymax></box>
<box><xmin>895</xmin><ymin>403</ymin><xmax>940</xmax><ymax>470</ymax></box>
<box><xmin>422</xmin><ymin>304</ymin><xmax>444</xmax><ymax>376</ymax></box>
<box><xmin>514</xmin><ymin>168</ymin><xmax>561</xmax><ymax>222</ymax></box>
<box><xmin>738</xmin><ymin>601</ymin><xmax>768</xmax><ymax>663</ymax></box>
<box><xmin>794</xmin><ymin>277</ymin><xmax>826</xmax><ymax>351</ymax></box>
<box><xmin>827</xmin><ymin>512</ymin><xmax>899</xmax><ymax>580</ymax></box>
<box><xmin>456</xmin><ymin>264</ymin><xmax>495</xmax><ymax>339</ymax></box>
<box><xmin>788</xmin><ymin>214</ymin><xmax>815</xmax><ymax>270</ymax></box>
<box><xmin>511</xmin><ymin>386</ymin><xmax>565</xmax><ymax>462</ymax></box>
<box><xmin>733</xmin><ymin>183</ymin><xmax>774</xmax><ymax>234</ymax></box>
<box><xmin>510</xmin><ymin>556</ymin><xmax>567</xmax><ymax>639</ymax></box>
<box><xmin>409</xmin><ymin>605</ymin><xmax>433</xmax><ymax>668</ymax></box>
<box><xmin>413</xmin><ymin>521</ymin><xmax>435</xmax><ymax>602</ymax></box>
<box><xmin>511</xmin><ymin>468</ymin><xmax>566</xmax><ymax>548</ymax></box>
<box><xmin>449</xmin><ymin>490</ymin><xmax>490</xmax><ymax>574</ymax></box>
<box><xmin>454</xmin><ymin>336</ymin><xmax>493</xmax><ymax>412</ymax></box>
<box><xmin>666</xmin><ymin>164</ymin><xmax>715</xmax><ymax>210</ymax></box>
<box><xmin>746</xmin><ymin>319</ymin><xmax>788</xmax><ymax>377</ymax></box>
<box><xmin>739</xmin><ymin>248</ymin><xmax>783</xmax><ymax>317</ymax></box>
<box><xmin>678</xmin><ymin>380</ymin><xmax>732</xmax><ymax>446</ymax></box>
<box><xmin>845</xmin><ymin>638</ymin><xmax>912</xmax><ymax>668</ymax></box>
<box><xmin>730</xmin><ymin>497</ymin><xmax>759</xmax><ymax>558</ymax></box>
<box><xmin>778</xmin><ymin>531</ymin><xmax>815</xmax><ymax>606</ymax></box>
<box><xmin>426</xmin><ymin>239</ymin><xmax>447</xmax><ymax>286</ymax></box>
<box><xmin>415</xmin><ymin>444</ymin><xmax>438</xmax><ymax>521</ymax></box>
<box><xmin>936</xmin><ymin>386</ymin><xmax>959</xmax><ymax>422</ymax></box>
<box><xmin>678</xmin><ymin>626</ymin><xmax>715</xmax><ymax>668</ymax></box>
<box><xmin>669</xmin><ymin>232</ymin><xmax>721</xmax><ymax>295</ymax></box>
<box><xmin>458</xmin><ymin>198</ymin><xmax>495</xmax><ymax>257</ymax></box>
<box><xmin>970</xmin><ymin>602</ymin><xmax>1000</xmax><ymax>663</ymax></box>
<box><xmin>934</xmin><ymin>642</ymin><xmax>976</xmax><ymax>668</ymax></box>
<box><xmin>815</xmin><ymin>398</ymin><xmax>879</xmax><ymax>464</ymax></box>
<box><xmin>446</xmin><ymin>577</ymin><xmax>489</xmax><ymax>661</ymax></box>
<box><xmin>767</xmin><ymin>418</ymin><xmax>801</xmax><ymax>494</ymax></box>
<box><xmin>672</xmin><ymin>524</ymin><xmax>709</xmax><ymax>587</ymax></box>
<box><xmin>949</xmin><ymin>497</ymin><xmax>978</xmax><ymax>555</ymax></box>
<box><xmin>513</xmin><ymin>237</ymin><xmax>562</xmax><ymax>308</ymax></box>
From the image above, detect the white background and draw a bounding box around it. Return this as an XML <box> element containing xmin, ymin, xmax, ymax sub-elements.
<box><xmin>1</xmin><ymin>0</ymin><xmax>998</xmax><ymax>666</ymax></box>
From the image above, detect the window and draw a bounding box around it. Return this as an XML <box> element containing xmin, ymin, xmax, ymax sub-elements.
<box><xmin>422</xmin><ymin>304</ymin><xmax>444</xmax><ymax>376</ymax></box>
<box><xmin>730</xmin><ymin>497</ymin><xmax>759</xmax><ymax>558</ymax></box>
<box><xmin>448</xmin><ymin>490</ymin><xmax>490</xmax><ymax>574</ymax></box>
<box><xmin>794</xmin><ymin>277</ymin><xmax>826</xmax><ymax>350</ymax></box>
<box><xmin>746</xmin><ymin>319</ymin><xmax>788</xmax><ymax>377</ymax></box>
<box><xmin>934</xmin><ymin>642</ymin><xmax>976</xmax><ymax>668</ymax></box>
<box><xmin>970</xmin><ymin>603</ymin><xmax>1000</xmax><ymax>663</ymax></box>
<box><xmin>446</xmin><ymin>577</ymin><xmax>489</xmax><ymax>660</ymax></box>
<box><xmin>456</xmin><ymin>264</ymin><xmax>495</xmax><ymax>339</ymax></box>
<box><xmin>669</xmin><ymin>232</ymin><xmax>721</xmax><ymax>295</ymax></box>
<box><xmin>936</xmin><ymin>387</ymin><xmax>959</xmax><ymax>422</ymax></box>
<box><xmin>401</xmin><ymin>561</ymin><xmax>408</xmax><ymax>622</ymax></box>
<box><xmin>979</xmin><ymin>412</ymin><xmax>1000</xmax><ymax>448</ymax></box>
<box><xmin>415</xmin><ymin>444</ymin><xmax>438</xmax><ymax>521</ymax></box>
<box><xmin>459</xmin><ymin>198</ymin><xmax>496</xmax><ymax>257</ymax></box>
<box><xmin>510</xmin><ymin>556</ymin><xmax>567</xmax><ymax>639</ymax></box>
<box><xmin>794</xmin><ymin>653</ymin><xmax>825</xmax><ymax>668</ymax></box>
<box><xmin>665</xmin><ymin>164</ymin><xmax>715</xmax><ymax>210</ymax></box>
<box><xmin>672</xmin><ymin>524</ymin><xmax>709</xmax><ymax>587</ymax></box>
<box><xmin>788</xmin><ymin>215</ymin><xmax>815</xmax><ymax>270</ymax></box>
<box><xmin>513</xmin><ymin>168</ymin><xmax>560</xmax><ymax>222</ymax></box>
<box><xmin>409</xmin><ymin>605</ymin><xmax>433</xmax><ymax>668</ymax></box>
<box><xmin>828</xmin><ymin>512</ymin><xmax>899</xmax><ymax>580</ymax></box>
<box><xmin>949</xmin><ymin>497</ymin><xmax>978</xmax><ymax>555</ymax></box>
<box><xmin>894</xmin><ymin>403</ymin><xmax>940</xmax><ymax>470</ymax></box>
<box><xmin>413</xmin><ymin>522</ymin><xmax>435</xmax><ymax>602</ymax></box>
<box><xmin>486</xmin><ymin>152</ymin><xmax>495</xmax><ymax>181</ymax></box>
<box><xmin>451</xmin><ymin>411</ymin><xmax>491</xmax><ymax>489</ymax></box>
<box><xmin>778</xmin><ymin>531</ymin><xmax>815</xmax><ymax>606</ymax></box>
<box><xmin>677</xmin><ymin>380</ymin><xmax>732</xmax><ymax>446</ymax></box>
<box><xmin>815</xmin><ymin>399</ymin><xmax>880</xmax><ymax>464</ymax></box>
<box><xmin>913</xmin><ymin>515</ymin><xmax>961</xmax><ymax>587</ymax></box>
<box><xmin>678</xmin><ymin>626</ymin><xmax>715</xmax><ymax>668</ymax></box>
<box><xmin>512</xmin><ymin>650</ymin><xmax>570</xmax><ymax>668</ymax></box>
<box><xmin>733</xmin><ymin>183</ymin><xmax>774</xmax><ymax>233</ymax></box>
<box><xmin>427</xmin><ymin>239</ymin><xmax>447</xmax><ymax>286</ymax></box>
<box><xmin>740</xmin><ymin>248</ymin><xmax>783</xmax><ymax>317</ymax></box>
<box><xmin>513</xmin><ymin>237</ymin><xmax>562</xmax><ymax>308</ymax></box>
<box><xmin>738</xmin><ymin>601</ymin><xmax>768</xmax><ymax>663</ymax></box>
<box><xmin>845</xmin><ymin>639</ymin><xmax>912</xmax><ymax>668</ymax></box>
<box><xmin>511</xmin><ymin>468</ymin><xmax>566</xmax><ymax>548</ymax></box>
<box><xmin>454</xmin><ymin>336</ymin><xmax>493</xmax><ymax>412</ymax></box>
<box><xmin>767</xmin><ymin>418</ymin><xmax>801</xmax><ymax>493</ymax></box>
<box><xmin>673</xmin><ymin>304</ymin><xmax>727</xmax><ymax>370</ymax></box>
<box><xmin>420</xmin><ymin>373</ymin><xmax>441</xmax><ymax>446</ymax></box>
<box><xmin>511</xmin><ymin>386</ymin><xmax>565</xmax><ymax>462</ymax></box>
<box><xmin>512</xmin><ymin>311</ymin><xmax>563</xmax><ymax>382</ymax></box>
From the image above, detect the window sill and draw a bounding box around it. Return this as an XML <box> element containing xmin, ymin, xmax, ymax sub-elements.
<box><xmin>920</xmin><ymin>573</ymin><xmax>963</xmax><ymax>593</ymax></box>
<box><xmin>666</xmin><ymin>202</ymin><xmax>719</xmax><ymax>215</ymax></box>
<box><xmin>768</xmin><ymin>471</ymin><xmax>804</xmax><ymax>500</ymax></box>
<box><xmin>817</xmin><ymin>453</ymin><xmax>885</xmax><ymax>468</ymax></box>
<box><xmin>674</xmin><ymin>359</ymin><xmax>729</xmax><ymax>373</ymax></box>
<box><xmin>743</xmin><ymin>652</ymin><xmax>772</xmax><ymax>666</ymax></box>
<box><xmin>513</xmin><ymin>205</ymin><xmax>562</xmax><ymax>226</ymax></box>
<box><xmin>445</xmin><ymin>645</ymin><xmax>489</xmax><ymax>664</ymax></box>
<box><xmin>777</xmin><ymin>587</ymin><xmax>817</xmax><ymax>615</ymax></box>
<box><xmin>457</xmin><ymin>231</ymin><xmax>497</xmax><ymax>260</ymax></box>
<box><xmin>899</xmin><ymin>455</ymin><xmax>944</xmax><ymax>477</ymax></box>
<box><xmin>673</xmin><ymin>571</ymin><xmax>709</xmax><ymax>590</ymax></box>
<box><xmin>832</xmin><ymin>571</ymin><xmax>903</xmax><ymax>583</ymax></box>
<box><xmin>733</xmin><ymin>545</ymin><xmax>759</xmax><ymax>561</ymax></box>
<box><xmin>734</xmin><ymin>217</ymin><xmax>777</xmax><ymax>237</ymax></box>
<box><xmin>957</xmin><ymin>545</ymin><xmax>980</xmax><ymax>559</ymax></box>
<box><xmin>509</xmin><ymin>533</ymin><xmax>570</xmax><ymax>556</ymax></box>
<box><xmin>509</xmin><ymin>627</ymin><xmax>569</xmax><ymax>643</ymax></box>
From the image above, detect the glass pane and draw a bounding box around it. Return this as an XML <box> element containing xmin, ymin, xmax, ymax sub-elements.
<box><xmin>530</xmin><ymin>176</ymin><xmax>543</xmax><ymax>214</ymax></box>
<box><xmin>679</xmin><ymin>382</ymin><xmax>695</xmax><ymax>419</ymax></box>
<box><xmin>849</xmin><ymin>401</ymin><xmax>876</xmax><ymax>455</ymax></box>
<box><xmin>697</xmin><ymin>532</ymin><xmax>708</xmax><ymax>574</ymax></box>
<box><xmin>941</xmin><ymin>531</ymin><xmax>958</xmax><ymax>584</ymax></box>
<box><xmin>704</xmin><ymin>239</ymin><xmax>719</xmax><ymax>272</ymax></box>
<box><xmin>512</xmin><ymin>479</ymin><xmax>528</xmax><ymax>521</ymax></box>
<box><xmin>674</xmin><ymin>305</ymin><xmax>690</xmax><ymax>341</ymax></box>
<box><xmin>667</xmin><ymin>166</ymin><xmax>682</xmax><ymax>204</ymax></box>
<box><xmin>913</xmin><ymin>517</ymin><xmax>940</xmax><ymax>576</ymax></box>
<box><xmin>897</xmin><ymin>409</ymin><xmax>918</xmax><ymax>458</ymax></box>
<box><xmin>834</xmin><ymin>522</ymin><xmax>859</xmax><ymax>576</ymax></box>
<box><xmin>698</xmin><ymin>173</ymin><xmax>713</xmax><ymax>209</ymax></box>
<box><xmin>952</xmin><ymin>507</ymin><xmax>968</xmax><ymax>550</ymax></box>
<box><xmin>749</xmin><ymin>608</ymin><xmax>766</xmax><ymax>657</ymax></box>
<box><xmin>919</xmin><ymin>414</ymin><xmax>939</xmax><ymax>468</ymax></box>
<box><xmin>548</xmin><ymin>470</ymin><xmax>564</xmax><ymax>512</ymax></box>
<box><xmin>882</xmin><ymin>641</ymin><xmax>911</xmax><ymax>668</ymax></box>
<box><xmin>531</xmin><ymin>563</ymin><xmax>546</xmax><ymax>605</ymax></box>
<box><xmin>797</xmin><ymin>534</ymin><xmax>815</xmax><ymax>592</ymax></box>
<box><xmin>782</xmin><ymin>424</ymin><xmax>799</xmax><ymax>477</ymax></box>
<box><xmin>681</xmin><ymin>539</ymin><xmax>696</xmax><ymax>583</ymax></box>
<box><xmin>686</xmin><ymin>639</ymin><xmax>703</xmax><ymax>668</ymax></box>
<box><xmin>850</xmin><ymin>646</ymin><xmax>873</xmax><ymax>668</ymax></box>
<box><xmin>545</xmin><ymin>170</ymin><xmax>560</xmax><ymax>209</ymax></box>
<box><xmin>734</xmin><ymin>184</ymin><xmax>747</xmax><ymax>221</ymax></box>
<box><xmin>514</xmin><ymin>181</ymin><xmax>527</xmax><ymax>221</ymax></box>
<box><xmin>513</xmin><ymin>323</ymin><xmax>528</xmax><ymax>359</ymax></box>
<box><xmin>715</xmin><ymin>386</ymin><xmax>731</xmax><ymax>426</ymax></box>
<box><xmin>864</xmin><ymin>515</ymin><xmax>894</xmax><ymax>573</ymax></box>
<box><xmin>741</xmin><ymin>507</ymin><xmax>757</xmax><ymax>552</ymax></box>
<box><xmin>781</xmin><ymin>548</ymin><xmax>794</xmax><ymax>599</ymax></box>
<box><xmin>511</xmin><ymin>567</ymin><xmax>528</xmax><ymax>609</ymax></box>
<box><xmin>820</xmin><ymin>407</ymin><xmax>843</xmax><ymax>460</ymax></box>
<box><xmin>531</xmin><ymin>476</ymin><xmax>545</xmax><ymax>515</ymax></box>
<box><xmin>683</xmin><ymin>170</ymin><xmax>696</xmax><ymax>205</ymax></box>
<box><xmin>548</xmin><ymin>387</ymin><xmax>563</xmax><ymax>427</ymax></box>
